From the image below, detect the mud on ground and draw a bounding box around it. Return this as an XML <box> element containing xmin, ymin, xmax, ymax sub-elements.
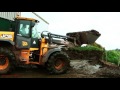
<box><xmin>69</xmin><ymin>60</ymin><xmax>120</xmax><ymax>78</ymax></box>
<box><xmin>1</xmin><ymin>59</ymin><xmax>120</xmax><ymax>78</ymax></box>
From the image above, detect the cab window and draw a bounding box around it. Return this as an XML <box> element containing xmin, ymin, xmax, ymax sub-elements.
<box><xmin>32</xmin><ymin>23</ymin><xmax>40</xmax><ymax>38</ymax></box>
<box><xmin>18</xmin><ymin>20</ymin><xmax>31</xmax><ymax>37</ymax></box>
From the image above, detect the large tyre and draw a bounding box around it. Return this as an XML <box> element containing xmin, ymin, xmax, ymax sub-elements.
<box><xmin>46</xmin><ymin>52</ymin><xmax>70</xmax><ymax>74</ymax></box>
<box><xmin>0</xmin><ymin>47</ymin><xmax>15</xmax><ymax>74</ymax></box>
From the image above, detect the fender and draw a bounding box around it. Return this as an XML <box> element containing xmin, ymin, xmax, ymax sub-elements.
<box><xmin>42</xmin><ymin>48</ymin><xmax>61</xmax><ymax>63</ymax></box>
<box><xmin>0</xmin><ymin>39</ymin><xmax>15</xmax><ymax>45</ymax></box>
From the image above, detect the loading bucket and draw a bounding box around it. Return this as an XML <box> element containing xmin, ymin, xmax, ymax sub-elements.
<box><xmin>66</xmin><ymin>30</ymin><xmax>101</xmax><ymax>45</ymax></box>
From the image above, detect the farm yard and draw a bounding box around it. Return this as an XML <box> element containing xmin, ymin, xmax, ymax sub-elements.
<box><xmin>1</xmin><ymin>60</ymin><xmax>120</xmax><ymax>78</ymax></box>
<box><xmin>1</xmin><ymin>12</ymin><xmax>120</xmax><ymax>78</ymax></box>
<box><xmin>1</xmin><ymin>44</ymin><xmax>120</xmax><ymax>78</ymax></box>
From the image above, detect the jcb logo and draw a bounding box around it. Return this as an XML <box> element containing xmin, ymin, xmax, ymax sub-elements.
<box><xmin>22</xmin><ymin>41</ymin><xmax>28</xmax><ymax>46</ymax></box>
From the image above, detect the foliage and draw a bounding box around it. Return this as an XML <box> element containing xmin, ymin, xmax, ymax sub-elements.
<box><xmin>68</xmin><ymin>42</ymin><xmax>120</xmax><ymax>66</ymax></box>
<box><xmin>105</xmin><ymin>50</ymin><xmax>120</xmax><ymax>65</ymax></box>
<box><xmin>67</xmin><ymin>43</ymin><xmax>104</xmax><ymax>60</ymax></box>
<box><xmin>88</xmin><ymin>42</ymin><xmax>104</xmax><ymax>49</ymax></box>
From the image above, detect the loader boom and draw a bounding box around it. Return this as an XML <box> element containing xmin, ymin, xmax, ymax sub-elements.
<box><xmin>41</xmin><ymin>30</ymin><xmax>101</xmax><ymax>48</ymax></box>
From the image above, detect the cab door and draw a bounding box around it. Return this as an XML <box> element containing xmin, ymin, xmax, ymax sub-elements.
<box><xmin>30</xmin><ymin>25</ymin><xmax>40</xmax><ymax>48</ymax></box>
<box><xmin>15</xmin><ymin>20</ymin><xmax>31</xmax><ymax>49</ymax></box>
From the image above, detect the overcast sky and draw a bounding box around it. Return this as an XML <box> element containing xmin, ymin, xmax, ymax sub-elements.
<box><xmin>21</xmin><ymin>12</ymin><xmax>120</xmax><ymax>50</ymax></box>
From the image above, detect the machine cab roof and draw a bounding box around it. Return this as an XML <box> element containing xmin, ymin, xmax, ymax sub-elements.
<box><xmin>15</xmin><ymin>16</ymin><xmax>39</xmax><ymax>23</ymax></box>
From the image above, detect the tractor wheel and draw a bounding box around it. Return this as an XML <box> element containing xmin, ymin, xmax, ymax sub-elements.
<box><xmin>46</xmin><ymin>52</ymin><xmax>70</xmax><ymax>74</ymax></box>
<box><xmin>0</xmin><ymin>47</ymin><xmax>15</xmax><ymax>74</ymax></box>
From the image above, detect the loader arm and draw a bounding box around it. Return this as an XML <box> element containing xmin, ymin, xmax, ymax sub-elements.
<box><xmin>41</xmin><ymin>30</ymin><xmax>101</xmax><ymax>48</ymax></box>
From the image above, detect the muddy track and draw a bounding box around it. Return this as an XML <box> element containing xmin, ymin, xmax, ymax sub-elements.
<box><xmin>0</xmin><ymin>60</ymin><xmax>120</xmax><ymax>78</ymax></box>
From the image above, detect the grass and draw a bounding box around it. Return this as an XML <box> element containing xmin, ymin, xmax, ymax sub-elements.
<box><xmin>105</xmin><ymin>50</ymin><xmax>120</xmax><ymax>65</ymax></box>
<box><xmin>67</xmin><ymin>44</ymin><xmax>104</xmax><ymax>60</ymax></box>
<box><xmin>68</xmin><ymin>42</ymin><xmax>120</xmax><ymax>66</ymax></box>
<box><xmin>68</xmin><ymin>45</ymin><xmax>103</xmax><ymax>52</ymax></box>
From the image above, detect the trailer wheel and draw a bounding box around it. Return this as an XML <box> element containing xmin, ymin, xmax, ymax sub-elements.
<box><xmin>0</xmin><ymin>47</ymin><xmax>15</xmax><ymax>74</ymax></box>
<box><xmin>46</xmin><ymin>52</ymin><xmax>70</xmax><ymax>74</ymax></box>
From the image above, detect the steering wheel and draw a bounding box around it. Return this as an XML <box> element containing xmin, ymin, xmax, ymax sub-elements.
<box><xmin>41</xmin><ymin>31</ymin><xmax>51</xmax><ymax>38</ymax></box>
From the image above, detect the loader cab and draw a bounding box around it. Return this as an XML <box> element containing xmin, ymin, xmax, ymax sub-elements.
<box><xmin>14</xmin><ymin>16</ymin><xmax>40</xmax><ymax>49</ymax></box>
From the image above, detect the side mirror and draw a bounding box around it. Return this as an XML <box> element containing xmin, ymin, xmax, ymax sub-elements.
<box><xmin>31</xmin><ymin>22</ymin><xmax>35</xmax><ymax>27</ymax></box>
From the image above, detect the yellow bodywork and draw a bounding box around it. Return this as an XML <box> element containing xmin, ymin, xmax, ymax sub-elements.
<box><xmin>0</xmin><ymin>31</ymin><xmax>14</xmax><ymax>41</ymax></box>
<box><xmin>16</xmin><ymin>16</ymin><xmax>38</xmax><ymax>22</ymax></box>
<box><xmin>40</xmin><ymin>38</ymin><xmax>48</xmax><ymax>56</ymax></box>
<box><xmin>29</xmin><ymin>48</ymin><xmax>39</xmax><ymax>51</ymax></box>
<box><xmin>20</xmin><ymin>50</ymin><xmax>30</xmax><ymax>64</ymax></box>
